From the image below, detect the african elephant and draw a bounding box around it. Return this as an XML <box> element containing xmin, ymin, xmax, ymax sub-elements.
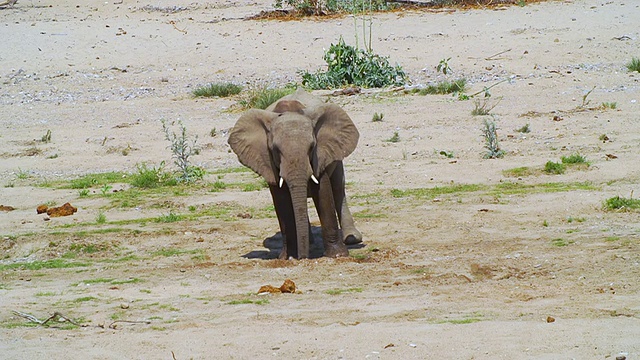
<box><xmin>228</xmin><ymin>88</ymin><xmax>362</xmax><ymax>259</ymax></box>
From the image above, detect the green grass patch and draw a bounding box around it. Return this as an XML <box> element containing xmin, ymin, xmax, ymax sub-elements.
<box><xmin>74</xmin><ymin>296</ymin><xmax>97</xmax><ymax>303</ymax></box>
<box><xmin>561</xmin><ymin>153</ymin><xmax>589</xmax><ymax>165</ymax></box>
<box><xmin>0</xmin><ymin>259</ymin><xmax>90</xmax><ymax>271</ymax></box>
<box><xmin>391</xmin><ymin>184</ymin><xmax>485</xmax><ymax>199</ymax></box>
<box><xmin>491</xmin><ymin>181</ymin><xmax>597</xmax><ymax>196</ymax></box>
<box><xmin>325</xmin><ymin>287</ymin><xmax>363</xmax><ymax>295</ymax></box>
<box><xmin>193</xmin><ymin>82</ymin><xmax>243</xmax><ymax>98</ymax></box>
<box><xmin>438</xmin><ymin>317</ymin><xmax>483</xmax><ymax>325</ymax></box>
<box><xmin>151</xmin><ymin>248</ymin><xmax>203</xmax><ymax>258</ymax></box>
<box><xmin>154</xmin><ymin>212</ymin><xmax>183</xmax><ymax>223</ymax></box>
<box><xmin>226</xmin><ymin>298</ymin><xmax>270</xmax><ymax>305</ymax></box>
<box><xmin>502</xmin><ymin>166</ymin><xmax>536</xmax><ymax>177</ymax></box>
<box><xmin>604</xmin><ymin>196</ymin><xmax>640</xmax><ymax>211</ymax></box>
<box><xmin>353</xmin><ymin>209</ymin><xmax>387</xmax><ymax>219</ymax></box>
<box><xmin>35</xmin><ymin>291</ymin><xmax>57</xmax><ymax>297</ymax></box>
<box><xmin>551</xmin><ymin>238</ymin><xmax>570</xmax><ymax>247</ymax></box>
<box><xmin>64</xmin><ymin>172</ymin><xmax>126</xmax><ymax>189</ymax></box>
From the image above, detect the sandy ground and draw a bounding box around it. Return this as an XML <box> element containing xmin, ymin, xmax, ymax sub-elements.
<box><xmin>1</xmin><ymin>0</ymin><xmax>640</xmax><ymax>358</ymax></box>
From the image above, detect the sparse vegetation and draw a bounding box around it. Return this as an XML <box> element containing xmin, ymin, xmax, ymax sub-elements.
<box><xmin>471</xmin><ymin>97</ymin><xmax>501</xmax><ymax>116</ymax></box>
<box><xmin>273</xmin><ymin>0</ymin><xmax>393</xmax><ymax>15</ymax></box>
<box><xmin>95</xmin><ymin>212</ymin><xmax>107</xmax><ymax>224</ymax></box>
<box><xmin>516</xmin><ymin>123</ymin><xmax>531</xmax><ymax>133</ymax></box>
<box><xmin>561</xmin><ymin>153</ymin><xmax>588</xmax><ymax>166</ymax></box>
<box><xmin>325</xmin><ymin>287</ymin><xmax>363</xmax><ymax>295</ymax></box>
<box><xmin>192</xmin><ymin>82</ymin><xmax>242</xmax><ymax>98</ymax></box>
<box><xmin>41</xmin><ymin>129</ymin><xmax>52</xmax><ymax>143</ymax></box>
<box><xmin>372</xmin><ymin>112</ymin><xmax>384</xmax><ymax>122</ymax></box>
<box><xmin>600</xmin><ymin>102</ymin><xmax>617</xmax><ymax>110</ymax></box>
<box><xmin>300</xmin><ymin>37</ymin><xmax>406</xmax><ymax>89</ymax></box>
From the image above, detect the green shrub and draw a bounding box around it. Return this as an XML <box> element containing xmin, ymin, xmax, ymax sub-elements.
<box><xmin>481</xmin><ymin>119</ymin><xmax>504</xmax><ymax>159</ymax></box>
<box><xmin>193</xmin><ymin>82</ymin><xmax>242</xmax><ymax>98</ymax></box>
<box><xmin>130</xmin><ymin>163</ymin><xmax>166</xmax><ymax>188</ymax></box>
<box><xmin>561</xmin><ymin>153</ymin><xmax>588</xmax><ymax>165</ymax></box>
<box><xmin>300</xmin><ymin>37</ymin><xmax>406</xmax><ymax>89</ymax></box>
<box><xmin>241</xmin><ymin>87</ymin><xmax>295</xmax><ymax>110</ymax></box>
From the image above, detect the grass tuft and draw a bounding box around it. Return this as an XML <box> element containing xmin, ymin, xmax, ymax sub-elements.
<box><xmin>627</xmin><ymin>57</ymin><xmax>640</xmax><ymax>73</ymax></box>
<box><xmin>192</xmin><ymin>82</ymin><xmax>242</xmax><ymax>98</ymax></box>
<box><xmin>604</xmin><ymin>196</ymin><xmax>640</xmax><ymax>211</ymax></box>
<box><xmin>544</xmin><ymin>161</ymin><xmax>565</xmax><ymax>174</ymax></box>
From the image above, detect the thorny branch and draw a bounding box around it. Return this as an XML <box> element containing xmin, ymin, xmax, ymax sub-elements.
<box><xmin>12</xmin><ymin>310</ymin><xmax>81</xmax><ymax>326</ymax></box>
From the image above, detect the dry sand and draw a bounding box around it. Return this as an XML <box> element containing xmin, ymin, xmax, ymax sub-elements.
<box><xmin>1</xmin><ymin>0</ymin><xmax>639</xmax><ymax>359</ymax></box>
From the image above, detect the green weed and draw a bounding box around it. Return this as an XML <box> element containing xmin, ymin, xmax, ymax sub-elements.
<box><xmin>385</xmin><ymin>131</ymin><xmax>400</xmax><ymax>143</ymax></box>
<box><xmin>561</xmin><ymin>153</ymin><xmax>588</xmax><ymax>165</ymax></box>
<box><xmin>482</xmin><ymin>119</ymin><xmax>504</xmax><ymax>159</ymax></box>
<box><xmin>516</xmin><ymin>123</ymin><xmax>531</xmax><ymax>133</ymax></box>
<box><xmin>372</xmin><ymin>112</ymin><xmax>384</xmax><ymax>122</ymax></box>
<box><xmin>41</xmin><ymin>129</ymin><xmax>52</xmax><ymax>143</ymax></box>
<box><xmin>409</xmin><ymin>79</ymin><xmax>467</xmax><ymax>95</ymax></box>
<box><xmin>155</xmin><ymin>212</ymin><xmax>182</xmax><ymax>223</ymax></box>
<box><xmin>551</xmin><ymin>238</ymin><xmax>570</xmax><ymax>247</ymax></box>
<box><xmin>600</xmin><ymin>102</ymin><xmax>617</xmax><ymax>110</ymax></box>
<box><xmin>226</xmin><ymin>298</ymin><xmax>269</xmax><ymax>305</ymax></box>
<box><xmin>239</xmin><ymin>87</ymin><xmax>295</xmax><ymax>110</ymax></box>
<box><xmin>391</xmin><ymin>184</ymin><xmax>484</xmax><ymax>199</ymax></box>
<box><xmin>161</xmin><ymin>120</ymin><xmax>203</xmax><ymax>183</ymax></box>
<box><xmin>502</xmin><ymin>166</ymin><xmax>534</xmax><ymax>178</ymax></box>
<box><xmin>0</xmin><ymin>259</ymin><xmax>90</xmax><ymax>271</ymax></box>
<box><xmin>192</xmin><ymin>82</ymin><xmax>242</xmax><ymax>98</ymax></box>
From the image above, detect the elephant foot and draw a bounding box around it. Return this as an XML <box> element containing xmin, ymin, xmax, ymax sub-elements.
<box><xmin>343</xmin><ymin>229</ymin><xmax>363</xmax><ymax>245</ymax></box>
<box><xmin>324</xmin><ymin>243</ymin><xmax>349</xmax><ymax>258</ymax></box>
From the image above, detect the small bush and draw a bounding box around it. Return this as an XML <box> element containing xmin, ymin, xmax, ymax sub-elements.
<box><xmin>193</xmin><ymin>82</ymin><xmax>242</xmax><ymax>98</ymax></box>
<box><xmin>300</xmin><ymin>37</ymin><xmax>406</xmax><ymax>89</ymax></box>
<box><xmin>161</xmin><ymin>120</ymin><xmax>203</xmax><ymax>183</ymax></box>
<box><xmin>130</xmin><ymin>163</ymin><xmax>166</xmax><ymax>188</ymax></box>
<box><xmin>544</xmin><ymin>161</ymin><xmax>566</xmax><ymax>174</ymax></box>
<box><xmin>385</xmin><ymin>131</ymin><xmax>400</xmax><ymax>143</ymax></box>
<box><xmin>627</xmin><ymin>57</ymin><xmax>640</xmax><ymax>73</ymax></box>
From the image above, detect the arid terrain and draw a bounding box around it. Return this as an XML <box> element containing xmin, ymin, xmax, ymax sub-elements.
<box><xmin>1</xmin><ymin>0</ymin><xmax>639</xmax><ymax>358</ymax></box>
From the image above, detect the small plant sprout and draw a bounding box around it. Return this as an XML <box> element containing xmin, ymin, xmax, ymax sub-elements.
<box><xmin>438</xmin><ymin>150</ymin><xmax>454</xmax><ymax>158</ymax></box>
<box><xmin>437</xmin><ymin>57</ymin><xmax>452</xmax><ymax>75</ymax></box>
<box><xmin>481</xmin><ymin>118</ymin><xmax>504</xmax><ymax>159</ymax></box>
<box><xmin>516</xmin><ymin>123</ymin><xmax>531</xmax><ymax>133</ymax></box>
<box><xmin>627</xmin><ymin>57</ymin><xmax>640</xmax><ymax>73</ymax></box>
<box><xmin>161</xmin><ymin>120</ymin><xmax>204</xmax><ymax>183</ymax></box>
<box><xmin>100</xmin><ymin>184</ymin><xmax>113</xmax><ymax>196</ymax></box>
<box><xmin>372</xmin><ymin>112</ymin><xmax>384</xmax><ymax>122</ymax></box>
<box><xmin>209</xmin><ymin>128</ymin><xmax>217</xmax><ymax>137</ymax></box>
<box><xmin>78</xmin><ymin>189</ymin><xmax>90</xmax><ymax>197</ymax></box>
<box><xmin>96</xmin><ymin>212</ymin><xmax>107</xmax><ymax>224</ymax></box>
<box><xmin>41</xmin><ymin>129</ymin><xmax>52</xmax><ymax>143</ymax></box>
<box><xmin>385</xmin><ymin>131</ymin><xmax>400</xmax><ymax>143</ymax></box>
<box><xmin>581</xmin><ymin>86</ymin><xmax>596</xmax><ymax>108</ymax></box>
<box><xmin>600</xmin><ymin>102</ymin><xmax>617</xmax><ymax>110</ymax></box>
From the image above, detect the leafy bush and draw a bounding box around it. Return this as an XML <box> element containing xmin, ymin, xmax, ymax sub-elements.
<box><xmin>604</xmin><ymin>196</ymin><xmax>640</xmax><ymax>211</ymax></box>
<box><xmin>193</xmin><ymin>82</ymin><xmax>242</xmax><ymax>98</ymax></box>
<box><xmin>301</xmin><ymin>37</ymin><xmax>406</xmax><ymax>89</ymax></box>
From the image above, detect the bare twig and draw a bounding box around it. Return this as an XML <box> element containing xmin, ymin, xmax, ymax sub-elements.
<box><xmin>108</xmin><ymin>320</ymin><xmax>151</xmax><ymax>329</ymax></box>
<box><xmin>485</xmin><ymin>48</ymin><xmax>512</xmax><ymax>60</ymax></box>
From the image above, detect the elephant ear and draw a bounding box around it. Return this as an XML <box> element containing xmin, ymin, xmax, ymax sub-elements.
<box><xmin>308</xmin><ymin>103</ymin><xmax>359</xmax><ymax>175</ymax></box>
<box><xmin>227</xmin><ymin>109</ymin><xmax>279</xmax><ymax>185</ymax></box>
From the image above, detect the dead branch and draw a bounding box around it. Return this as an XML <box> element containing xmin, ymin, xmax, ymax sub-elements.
<box><xmin>0</xmin><ymin>0</ymin><xmax>18</xmax><ymax>8</ymax></box>
<box><xmin>485</xmin><ymin>48</ymin><xmax>512</xmax><ymax>60</ymax></box>
<box><xmin>12</xmin><ymin>310</ymin><xmax>80</xmax><ymax>326</ymax></box>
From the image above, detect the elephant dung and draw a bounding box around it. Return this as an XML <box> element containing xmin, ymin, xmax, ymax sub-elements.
<box><xmin>279</xmin><ymin>279</ymin><xmax>296</xmax><ymax>293</ymax></box>
<box><xmin>257</xmin><ymin>279</ymin><xmax>297</xmax><ymax>294</ymax></box>
<box><xmin>42</xmin><ymin>202</ymin><xmax>78</xmax><ymax>217</ymax></box>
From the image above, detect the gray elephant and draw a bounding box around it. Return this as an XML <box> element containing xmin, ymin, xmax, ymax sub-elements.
<box><xmin>228</xmin><ymin>88</ymin><xmax>362</xmax><ymax>259</ymax></box>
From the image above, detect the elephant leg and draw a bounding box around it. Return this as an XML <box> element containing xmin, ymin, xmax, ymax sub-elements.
<box><xmin>312</xmin><ymin>175</ymin><xmax>348</xmax><ymax>258</ymax></box>
<box><xmin>330</xmin><ymin>162</ymin><xmax>362</xmax><ymax>245</ymax></box>
<box><xmin>269</xmin><ymin>185</ymin><xmax>296</xmax><ymax>259</ymax></box>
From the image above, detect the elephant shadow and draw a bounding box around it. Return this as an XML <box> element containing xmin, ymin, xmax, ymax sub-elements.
<box><xmin>241</xmin><ymin>226</ymin><xmax>365</xmax><ymax>260</ymax></box>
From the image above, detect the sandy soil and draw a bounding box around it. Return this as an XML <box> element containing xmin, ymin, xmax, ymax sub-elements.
<box><xmin>1</xmin><ymin>0</ymin><xmax>640</xmax><ymax>358</ymax></box>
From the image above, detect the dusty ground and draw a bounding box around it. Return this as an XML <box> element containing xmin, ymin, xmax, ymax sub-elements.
<box><xmin>1</xmin><ymin>0</ymin><xmax>640</xmax><ymax>358</ymax></box>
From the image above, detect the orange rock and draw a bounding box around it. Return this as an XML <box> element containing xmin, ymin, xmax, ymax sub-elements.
<box><xmin>46</xmin><ymin>202</ymin><xmax>78</xmax><ymax>217</ymax></box>
<box><xmin>36</xmin><ymin>205</ymin><xmax>48</xmax><ymax>214</ymax></box>
<box><xmin>279</xmin><ymin>279</ymin><xmax>296</xmax><ymax>293</ymax></box>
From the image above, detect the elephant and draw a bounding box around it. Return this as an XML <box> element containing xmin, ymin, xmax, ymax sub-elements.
<box><xmin>228</xmin><ymin>88</ymin><xmax>362</xmax><ymax>259</ymax></box>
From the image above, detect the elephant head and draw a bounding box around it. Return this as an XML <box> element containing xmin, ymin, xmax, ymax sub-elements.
<box><xmin>228</xmin><ymin>89</ymin><xmax>359</xmax><ymax>259</ymax></box>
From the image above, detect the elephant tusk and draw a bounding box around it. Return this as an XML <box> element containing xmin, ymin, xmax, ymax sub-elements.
<box><xmin>311</xmin><ymin>174</ymin><xmax>319</xmax><ymax>184</ymax></box>
<box><xmin>279</xmin><ymin>177</ymin><xmax>284</xmax><ymax>188</ymax></box>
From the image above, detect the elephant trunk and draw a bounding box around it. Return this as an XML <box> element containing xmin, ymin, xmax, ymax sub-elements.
<box><xmin>288</xmin><ymin>181</ymin><xmax>310</xmax><ymax>259</ymax></box>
